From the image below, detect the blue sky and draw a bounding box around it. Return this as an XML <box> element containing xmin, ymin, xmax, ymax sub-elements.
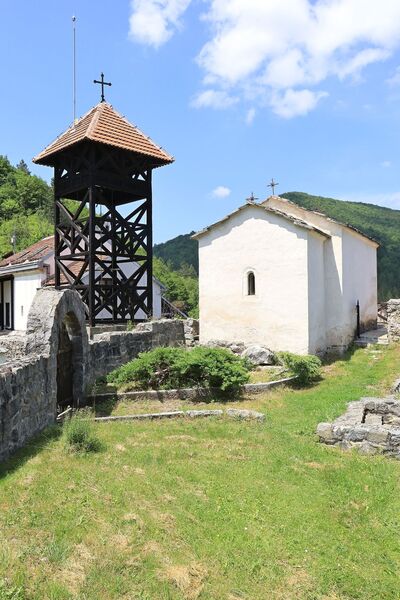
<box><xmin>1</xmin><ymin>0</ymin><xmax>400</xmax><ymax>243</ymax></box>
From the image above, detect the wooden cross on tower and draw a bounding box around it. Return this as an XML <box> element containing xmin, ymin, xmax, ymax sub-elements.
<box><xmin>268</xmin><ymin>178</ymin><xmax>279</xmax><ymax>195</ymax></box>
<box><xmin>93</xmin><ymin>72</ymin><xmax>112</xmax><ymax>102</ymax></box>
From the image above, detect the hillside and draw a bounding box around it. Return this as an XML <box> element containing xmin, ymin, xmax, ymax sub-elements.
<box><xmin>156</xmin><ymin>192</ymin><xmax>400</xmax><ymax>301</ymax></box>
<box><xmin>282</xmin><ymin>192</ymin><xmax>400</xmax><ymax>300</ymax></box>
<box><xmin>0</xmin><ymin>157</ymin><xmax>397</xmax><ymax>302</ymax></box>
<box><xmin>154</xmin><ymin>232</ymin><xmax>198</xmax><ymax>273</ymax></box>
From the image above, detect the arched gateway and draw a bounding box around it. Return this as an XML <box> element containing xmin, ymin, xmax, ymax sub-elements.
<box><xmin>26</xmin><ymin>288</ymin><xmax>89</xmax><ymax>409</ymax></box>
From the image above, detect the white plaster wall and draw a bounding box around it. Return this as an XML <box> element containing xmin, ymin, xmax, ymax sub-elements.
<box><xmin>342</xmin><ymin>229</ymin><xmax>377</xmax><ymax>338</ymax></box>
<box><xmin>265</xmin><ymin>196</ymin><xmax>378</xmax><ymax>351</ymax></box>
<box><xmin>14</xmin><ymin>271</ymin><xmax>43</xmax><ymax>331</ymax></box>
<box><xmin>198</xmin><ymin>206</ymin><xmax>311</xmax><ymax>354</ymax></box>
<box><xmin>307</xmin><ymin>233</ymin><xmax>326</xmax><ymax>354</ymax></box>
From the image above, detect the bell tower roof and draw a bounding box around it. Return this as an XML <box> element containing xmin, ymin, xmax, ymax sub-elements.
<box><xmin>33</xmin><ymin>102</ymin><xmax>174</xmax><ymax>167</ymax></box>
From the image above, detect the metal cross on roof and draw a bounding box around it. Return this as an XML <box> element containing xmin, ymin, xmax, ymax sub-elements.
<box><xmin>93</xmin><ymin>72</ymin><xmax>112</xmax><ymax>103</ymax></box>
<box><xmin>267</xmin><ymin>178</ymin><xmax>279</xmax><ymax>195</ymax></box>
<box><xmin>246</xmin><ymin>192</ymin><xmax>259</xmax><ymax>204</ymax></box>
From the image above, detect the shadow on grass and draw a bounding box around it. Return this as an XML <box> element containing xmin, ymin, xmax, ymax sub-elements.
<box><xmin>322</xmin><ymin>344</ymin><xmax>357</xmax><ymax>367</ymax></box>
<box><xmin>90</xmin><ymin>396</ymin><xmax>118</xmax><ymax>417</ymax></box>
<box><xmin>0</xmin><ymin>425</ymin><xmax>61</xmax><ymax>481</ymax></box>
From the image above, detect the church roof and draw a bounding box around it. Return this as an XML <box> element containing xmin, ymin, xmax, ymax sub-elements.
<box><xmin>0</xmin><ymin>236</ymin><xmax>54</xmax><ymax>269</ymax></box>
<box><xmin>33</xmin><ymin>102</ymin><xmax>174</xmax><ymax>167</ymax></box>
<box><xmin>263</xmin><ymin>196</ymin><xmax>379</xmax><ymax>246</ymax></box>
<box><xmin>192</xmin><ymin>202</ymin><xmax>331</xmax><ymax>240</ymax></box>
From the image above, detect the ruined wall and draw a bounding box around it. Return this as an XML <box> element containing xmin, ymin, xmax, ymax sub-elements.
<box><xmin>0</xmin><ymin>288</ymin><xmax>189</xmax><ymax>463</ymax></box>
<box><xmin>87</xmin><ymin>319</ymin><xmax>185</xmax><ymax>386</ymax></box>
<box><xmin>0</xmin><ymin>356</ymin><xmax>55</xmax><ymax>463</ymax></box>
<box><xmin>387</xmin><ymin>299</ymin><xmax>400</xmax><ymax>343</ymax></box>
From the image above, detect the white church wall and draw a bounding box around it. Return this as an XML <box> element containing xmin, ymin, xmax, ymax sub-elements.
<box><xmin>265</xmin><ymin>195</ymin><xmax>378</xmax><ymax>351</ymax></box>
<box><xmin>198</xmin><ymin>206</ymin><xmax>311</xmax><ymax>354</ymax></box>
<box><xmin>14</xmin><ymin>271</ymin><xmax>43</xmax><ymax>331</ymax></box>
<box><xmin>307</xmin><ymin>233</ymin><xmax>326</xmax><ymax>354</ymax></box>
<box><xmin>342</xmin><ymin>229</ymin><xmax>377</xmax><ymax>336</ymax></box>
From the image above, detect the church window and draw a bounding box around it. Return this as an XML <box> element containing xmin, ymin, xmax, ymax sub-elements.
<box><xmin>247</xmin><ymin>272</ymin><xmax>255</xmax><ymax>296</ymax></box>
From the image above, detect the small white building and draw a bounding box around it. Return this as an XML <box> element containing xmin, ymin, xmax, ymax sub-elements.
<box><xmin>193</xmin><ymin>195</ymin><xmax>378</xmax><ymax>355</ymax></box>
<box><xmin>0</xmin><ymin>236</ymin><xmax>165</xmax><ymax>331</ymax></box>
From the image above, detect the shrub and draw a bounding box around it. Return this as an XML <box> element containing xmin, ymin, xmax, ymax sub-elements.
<box><xmin>107</xmin><ymin>346</ymin><xmax>250</xmax><ymax>394</ymax></box>
<box><xmin>277</xmin><ymin>351</ymin><xmax>322</xmax><ymax>384</ymax></box>
<box><xmin>63</xmin><ymin>410</ymin><xmax>102</xmax><ymax>453</ymax></box>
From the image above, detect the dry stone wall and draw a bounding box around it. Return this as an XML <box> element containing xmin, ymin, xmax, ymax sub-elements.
<box><xmin>387</xmin><ymin>299</ymin><xmax>400</xmax><ymax>342</ymax></box>
<box><xmin>0</xmin><ymin>356</ymin><xmax>55</xmax><ymax>463</ymax></box>
<box><xmin>0</xmin><ymin>288</ymin><xmax>187</xmax><ymax>463</ymax></box>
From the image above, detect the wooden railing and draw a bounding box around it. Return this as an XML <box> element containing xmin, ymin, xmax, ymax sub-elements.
<box><xmin>161</xmin><ymin>296</ymin><xmax>188</xmax><ymax>319</ymax></box>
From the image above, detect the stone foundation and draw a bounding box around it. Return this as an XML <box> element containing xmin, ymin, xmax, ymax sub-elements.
<box><xmin>317</xmin><ymin>397</ymin><xmax>400</xmax><ymax>458</ymax></box>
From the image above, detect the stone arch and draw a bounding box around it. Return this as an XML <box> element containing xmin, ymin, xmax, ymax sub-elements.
<box><xmin>26</xmin><ymin>288</ymin><xmax>89</xmax><ymax>408</ymax></box>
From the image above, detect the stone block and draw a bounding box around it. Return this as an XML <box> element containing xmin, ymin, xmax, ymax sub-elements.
<box><xmin>366</xmin><ymin>428</ymin><xmax>389</xmax><ymax>444</ymax></box>
<box><xmin>316</xmin><ymin>422</ymin><xmax>334</xmax><ymax>441</ymax></box>
<box><xmin>241</xmin><ymin>345</ymin><xmax>275</xmax><ymax>366</ymax></box>
<box><xmin>346</xmin><ymin>427</ymin><xmax>369</xmax><ymax>442</ymax></box>
<box><xmin>358</xmin><ymin>441</ymin><xmax>379</xmax><ymax>455</ymax></box>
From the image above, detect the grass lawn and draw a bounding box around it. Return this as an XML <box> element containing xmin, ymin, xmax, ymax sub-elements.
<box><xmin>1</xmin><ymin>345</ymin><xmax>400</xmax><ymax>599</ymax></box>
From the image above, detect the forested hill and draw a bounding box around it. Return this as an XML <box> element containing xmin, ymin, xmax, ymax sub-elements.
<box><xmin>154</xmin><ymin>232</ymin><xmax>198</xmax><ymax>273</ymax></box>
<box><xmin>0</xmin><ymin>154</ymin><xmax>398</xmax><ymax>301</ymax></box>
<box><xmin>155</xmin><ymin>191</ymin><xmax>400</xmax><ymax>301</ymax></box>
<box><xmin>282</xmin><ymin>192</ymin><xmax>400</xmax><ymax>300</ymax></box>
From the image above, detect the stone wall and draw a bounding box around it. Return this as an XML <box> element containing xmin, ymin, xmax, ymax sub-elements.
<box><xmin>387</xmin><ymin>299</ymin><xmax>400</xmax><ymax>342</ymax></box>
<box><xmin>87</xmin><ymin>319</ymin><xmax>185</xmax><ymax>386</ymax></box>
<box><xmin>0</xmin><ymin>356</ymin><xmax>55</xmax><ymax>463</ymax></box>
<box><xmin>0</xmin><ymin>288</ymin><xmax>187</xmax><ymax>463</ymax></box>
<box><xmin>317</xmin><ymin>396</ymin><xmax>400</xmax><ymax>458</ymax></box>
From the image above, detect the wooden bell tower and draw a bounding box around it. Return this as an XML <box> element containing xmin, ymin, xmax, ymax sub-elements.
<box><xmin>33</xmin><ymin>101</ymin><xmax>173</xmax><ymax>326</ymax></box>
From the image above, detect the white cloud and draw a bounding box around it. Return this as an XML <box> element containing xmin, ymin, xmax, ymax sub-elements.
<box><xmin>270</xmin><ymin>89</ymin><xmax>328</xmax><ymax>119</ymax></box>
<box><xmin>191</xmin><ymin>89</ymin><xmax>238</xmax><ymax>109</ymax></box>
<box><xmin>129</xmin><ymin>0</ymin><xmax>192</xmax><ymax>47</ymax></box>
<box><xmin>245</xmin><ymin>107</ymin><xmax>256</xmax><ymax>124</ymax></box>
<box><xmin>212</xmin><ymin>185</ymin><xmax>231</xmax><ymax>198</ymax></box>
<box><xmin>129</xmin><ymin>0</ymin><xmax>400</xmax><ymax>117</ymax></box>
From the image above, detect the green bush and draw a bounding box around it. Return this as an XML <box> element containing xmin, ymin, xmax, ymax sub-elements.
<box><xmin>277</xmin><ymin>351</ymin><xmax>322</xmax><ymax>384</ymax></box>
<box><xmin>63</xmin><ymin>410</ymin><xmax>102</xmax><ymax>453</ymax></box>
<box><xmin>107</xmin><ymin>346</ymin><xmax>250</xmax><ymax>394</ymax></box>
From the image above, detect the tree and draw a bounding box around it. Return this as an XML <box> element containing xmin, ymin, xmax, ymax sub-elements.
<box><xmin>0</xmin><ymin>155</ymin><xmax>14</xmax><ymax>186</ymax></box>
<box><xmin>16</xmin><ymin>159</ymin><xmax>31</xmax><ymax>175</ymax></box>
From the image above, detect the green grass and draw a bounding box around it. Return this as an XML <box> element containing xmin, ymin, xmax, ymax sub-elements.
<box><xmin>1</xmin><ymin>345</ymin><xmax>400</xmax><ymax>599</ymax></box>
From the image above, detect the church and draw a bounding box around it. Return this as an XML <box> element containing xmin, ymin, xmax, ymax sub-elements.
<box><xmin>193</xmin><ymin>194</ymin><xmax>378</xmax><ymax>355</ymax></box>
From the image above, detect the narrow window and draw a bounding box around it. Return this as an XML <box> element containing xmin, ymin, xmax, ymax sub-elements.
<box><xmin>247</xmin><ymin>272</ymin><xmax>255</xmax><ymax>296</ymax></box>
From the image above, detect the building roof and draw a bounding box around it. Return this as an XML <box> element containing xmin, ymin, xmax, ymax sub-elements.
<box><xmin>263</xmin><ymin>196</ymin><xmax>379</xmax><ymax>246</ymax></box>
<box><xmin>33</xmin><ymin>102</ymin><xmax>174</xmax><ymax>167</ymax></box>
<box><xmin>0</xmin><ymin>235</ymin><xmax>165</xmax><ymax>290</ymax></box>
<box><xmin>0</xmin><ymin>236</ymin><xmax>54</xmax><ymax>268</ymax></box>
<box><xmin>192</xmin><ymin>202</ymin><xmax>331</xmax><ymax>240</ymax></box>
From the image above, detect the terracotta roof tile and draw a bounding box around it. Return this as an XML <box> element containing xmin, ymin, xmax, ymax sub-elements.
<box><xmin>33</xmin><ymin>102</ymin><xmax>174</xmax><ymax>166</ymax></box>
<box><xmin>0</xmin><ymin>236</ymin><xmax>54</xmax><ymax>268</ymax></box>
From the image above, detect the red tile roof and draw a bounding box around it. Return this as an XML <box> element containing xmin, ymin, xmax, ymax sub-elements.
<box><xmin>0</xmin><ymin>236</ymin><xmax>54</xmax><ymax>268</ymax></box>
<box><xmin>33</xmin><ymin>102</ymin><xmax>174</xmax><ymax>167</ymax></box>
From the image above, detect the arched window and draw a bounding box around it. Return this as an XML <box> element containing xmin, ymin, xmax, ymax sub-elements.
<box><xmin>247</xmin><ymin>271</ymin><xmax>255</xmax><ymax>296</ymax></box>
